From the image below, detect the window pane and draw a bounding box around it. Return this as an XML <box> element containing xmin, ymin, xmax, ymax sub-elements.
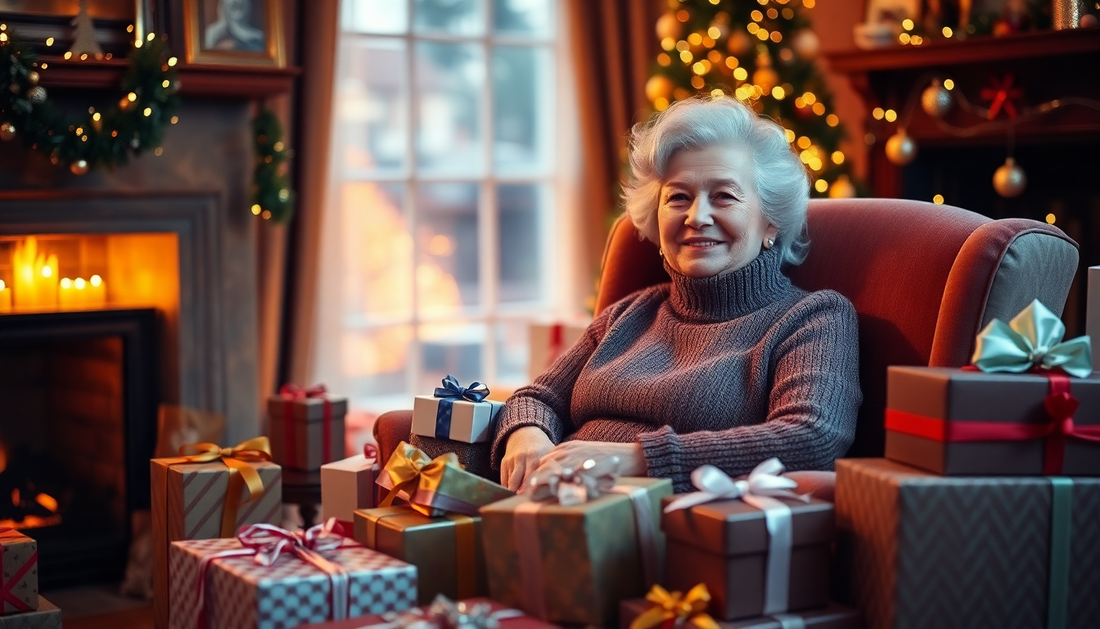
<box><xmin>341</xmin><ymin>182</ymin><xmax>412</xmax><ymax>322</ymax></box>
<box><xmin>342</xmin><ymin>0</ymin><xmax>408</xmax><ymax>34</ymax></box>
<box><xmin>493</xmin><ymin>0</ymin><xmax>554</xmax><ymax>37</ymax></box>
<box><xmin>419</xmin><ymin>322</ymin><xmax>486</xmax><ymax>394</ymax></box>
<box><xmin>413</xmin><ymin>0</ymin><xmax>485</xmax><ymax>36</ymax></box>
<box><xmin>498</xmin><ymin>184</ymin><xmax>545</xmax><ymax>304</ymax></box>
<box><xmin>415</xmin><ymin>42</ymin><xmax>484</xmax><ymax>177</ymax></box>
<box><xmin>337</xmin><ymin>37</ymin><xmax>408</xmax><ymax>176</ymax></box>
<box><xmin>342</xmin><ymin>325</ymin><xmax>413</xmax><ymax>411</ymax></box>
<box><xmin>492</xmin><ymin>45</ymin><xmax>552</xmax><ymax>174</ymax></box>
<box><xmin>495</xmin><ymin>320</ymin><xmax>530</xmax><ymax>387</ymax></box>
<box><xmin>417</xmin><ymin>183</ymin><xmax>480</xmax><ymax>316</ymax></box>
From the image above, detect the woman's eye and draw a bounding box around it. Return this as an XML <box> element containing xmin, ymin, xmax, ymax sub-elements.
<box><xmin>667</xmin><ymin>193</ymin><xmax>690</xmax><ymax>203</ymax></box>
<box><xmin>714</xmin><ymin>191</ymin><xmax>737</xmax><ymax>202</ymax></box>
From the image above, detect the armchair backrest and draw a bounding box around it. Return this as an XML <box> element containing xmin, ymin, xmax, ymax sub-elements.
<box><xmin>595</xmin><ymin>198</ymin><xmax>1079</xmax><ymax>457</ymax></box>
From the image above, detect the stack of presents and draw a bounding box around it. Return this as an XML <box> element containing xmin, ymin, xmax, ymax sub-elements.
<box><xmin>138</xmin><ymin>296</ymin><xmax>1100</xmax><ymax>629</ymax></box>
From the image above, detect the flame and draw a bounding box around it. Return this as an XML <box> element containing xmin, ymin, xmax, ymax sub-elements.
<box><xmin>35</xmin><ymin>493</ymin><xmax>58</xmax><ymax>513</ymax></box>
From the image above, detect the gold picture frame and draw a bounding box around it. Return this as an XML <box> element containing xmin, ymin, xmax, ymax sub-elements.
<box><xmin>182</xmin><ymin>0</ymin><xmax>285</xmax><ymax>67</ymax></box>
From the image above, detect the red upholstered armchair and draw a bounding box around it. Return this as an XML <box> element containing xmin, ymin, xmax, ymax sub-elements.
<box><xmin>374</xmin><ymin>198</ymin><xmax>1078</xmax><ymax>493</ymax></box>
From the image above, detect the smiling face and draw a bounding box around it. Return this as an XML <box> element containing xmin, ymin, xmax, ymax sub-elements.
<box><xmin>657</xmin><ymin>144</ymin><xmax>777</xmax><ymax>278</ymax></box>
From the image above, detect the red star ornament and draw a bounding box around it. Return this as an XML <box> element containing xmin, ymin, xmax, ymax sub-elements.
<box><xmin>980</xmin><ymin>73</ymin><xmax>1024</xmax><ymax>120</ymax></box>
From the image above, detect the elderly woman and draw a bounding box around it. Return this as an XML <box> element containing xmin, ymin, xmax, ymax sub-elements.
<box><xmin>495</xmin><ymin>95</ymin><xmax>861</xmax><ymax>493</ymax></box>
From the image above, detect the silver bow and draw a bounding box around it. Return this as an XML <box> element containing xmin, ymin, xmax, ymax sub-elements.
<box><xmin>971</xmin><ymin>299</ymin><xmax>1092</xmax><ymax>378</ymax></box>
<box><xmin>663</xmin><ymin>458</ymin><xmax>808</xmax><ymax>513</ymax></box>
<box><xmin>526</xmin><ymin>457</ymin><xmax>620</xmax><ymax>506</ymax></box>
<box><xmin>381</xmin><ymin>595</ymin><xmax>523</xmax><ymax>629</ymax></box>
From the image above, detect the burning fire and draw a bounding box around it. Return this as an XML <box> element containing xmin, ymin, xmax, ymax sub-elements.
<box><xmin>0</xmin><ymin>442</ymin><xmax>61</xmax><ymax>529</ymax></box>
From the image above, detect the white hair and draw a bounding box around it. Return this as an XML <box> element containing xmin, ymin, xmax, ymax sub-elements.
<box><xmin>622</xmin><ymin>95</ymin><xmax>810</xmax><ymax>266</ymax></box>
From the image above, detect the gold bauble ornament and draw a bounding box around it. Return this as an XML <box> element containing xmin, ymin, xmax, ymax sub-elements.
<box><xmin>645</xmin><ymin>75</ymin><xmax>675</xmax><ymax>103</ymax></box>
<box><xmin>27</xmin><ymin>71</ymin><xmax>39</xmax><ymax>85</ymax></box>
<box><xmin>920</xmin><ymin>81</ymin><xmax>952</xmax><ymax>119</ymax></box>
<box><xmin>656</xmin><ymin>13</ymin><xmax>683</xmax><ymax>41</ymax></box>
<box><xmin>828</xmin><ymin>175</ymin><xmax>857</xmax><ymax>198</ymax></box>
<box><xmin>753</xmin><ymin>67</ymin><xmax>779</xmax><ymax>93</ymax></box>
<box><xmin>0</xmin><ymin>122</ymin><xmax>15</xmax><ymax>141</ymax></box>
<box><xmin>70</xmin><ymin>159</ymin><xmax>89</xmax><ymax>175</ymax></box>
<box><xmin>27</xmin><ymin>86</ymin><xmax>46</xmax><ymax>104</ymax></box>
<box><xmin>993</xmin><ymin>157</ymin><xmax>1027</xmax><ymax>197</ymax></box>
<box><xmin>726</xmin><ymin>30</ymin><xmax>752</xmax><ymax>56</ymax></box>
<box><xmin>792</xmin><ymin>29</ymin><xmax>820</xmax><ymax>60</ymax></box>
<box><xmin>885</xmin><ymin>130</ymin><xmax>918</xmax><ymax>165</ymax></box>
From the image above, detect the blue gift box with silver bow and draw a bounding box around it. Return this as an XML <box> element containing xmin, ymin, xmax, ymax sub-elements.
<box><xmin>411</xmin><ymin>376</ymin><xmax>505</xmax><ymax>444</ymax></box>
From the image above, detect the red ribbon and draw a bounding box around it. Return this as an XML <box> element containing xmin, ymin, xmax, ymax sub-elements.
<box><xmin>279</xmin><ymin>383</ymin><xmax>333</xmax><ymax>467</ymax></box>
<box><xmin>363</xmin><ymin>443</ymin><xmax>378</xmax><ymax>460</ymax></box>
<box><xmin>980</xmin><ymin>73</ymin><xmax>1023</xmax><ymax>120</ymax></box>
<box><xmin>195</xmin><ymin>519</ymin><xmax>351</xmax><ymax>629</ymax></box>
<box><xmin>0</xmin><ymin>528</ymin><xmax>35</xmax><ymax>613</ymax></box>
<box><xmin>886</xmin><ymin>373</ymin><xmax>1100</xmax><ymax>474</ymax></box>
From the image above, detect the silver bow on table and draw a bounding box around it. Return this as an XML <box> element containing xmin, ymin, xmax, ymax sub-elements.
<box><xmin>526</xmin><ymin>456</ymin><xmax>620</xmax><ymax>506</ymax></box>
<box><xmin>379</xmin><ymin>595</ymin><xmax>523</xmax><ymax>629</ymax></box>
<box><xmin>972</xmin><ymin>299</ymin><xmax>1092</xmax><ymax>378</ymax></box>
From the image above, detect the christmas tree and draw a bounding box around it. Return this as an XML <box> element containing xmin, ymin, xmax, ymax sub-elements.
<box><xmin>70</xmin><ymin>0</ymin><xmax>104</xmax><ymax>58</ymax></box>
<box><xmin>646</xmin><ymin>0</ymin><xmax>858</xmax><ymax>198</ymax></box>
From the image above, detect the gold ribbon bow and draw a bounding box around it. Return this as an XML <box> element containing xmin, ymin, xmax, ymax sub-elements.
<box><xmin>630</xmin><ymin>584</ymin><xmax>720</xmax><ymax>629</ymax></box>
<box><xmin>972</xmin><ymin>299</ymin><xmax>1092</xmax><ymax>378</ymax></box>
<box><xmin>163</xmin><ymin>436</ymin><xmax>273</xmax><ymax>537</ymax></box>
<box><xmin>379</xmin><ymin>441</ymin><xmax>463</xmax><ymax>516</ymax></box>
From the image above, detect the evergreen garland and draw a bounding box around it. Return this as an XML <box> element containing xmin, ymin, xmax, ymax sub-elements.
<box><xmin>0</xmin><ymin>26</ymin><xmax>179</xmax><ymax>174</ymax></box>
<box><xmin>251</xmin><ymin>108</ymin><xmax>294</xmax><ymax>223</ymax></box>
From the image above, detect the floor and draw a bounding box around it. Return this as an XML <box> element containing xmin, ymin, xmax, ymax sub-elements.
<box><xmin>44</xmin><ymin>584</ymin><xmax>153</xmax><ymax>629</ymax></box>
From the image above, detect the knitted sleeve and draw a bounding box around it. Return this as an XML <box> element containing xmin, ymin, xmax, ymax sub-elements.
<box><xmin>636</xmin><ymin>291</ymin><xmax>862</xmax><ymax>492</ymax></box>
<box><xmin>489</xmin><ymin>297</ymin><xmax>634</xmax><ymax>470</ymax></box>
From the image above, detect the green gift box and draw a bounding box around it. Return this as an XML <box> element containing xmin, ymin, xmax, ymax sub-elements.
<box><xmin>376</xmin><ymin>441</ymin><xmax>513</xmax><ymax>517</ymax></box>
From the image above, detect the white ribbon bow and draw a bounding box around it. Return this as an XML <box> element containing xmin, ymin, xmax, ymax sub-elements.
<box><xmin>663</xmin><ymin>458</ymin><xmax>808</xmax><ymax>513</ymax></box>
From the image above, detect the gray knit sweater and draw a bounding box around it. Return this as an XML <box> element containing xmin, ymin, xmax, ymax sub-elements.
<box><xmin>490</xmin><ymin>246</ymin><xmax>862</xmax><ymax>492</ymax></box>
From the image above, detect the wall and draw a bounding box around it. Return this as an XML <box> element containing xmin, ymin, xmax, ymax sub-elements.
<box><xmin>812</xmin><ymin>0</ymin><xmax>868</xmax><ymax>181</ymax></box>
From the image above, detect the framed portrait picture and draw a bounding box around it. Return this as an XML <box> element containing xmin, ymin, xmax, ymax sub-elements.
<box><xmin>864</xmin><ymin>0</ymin><xmax>922</xmax><ymax>24</ymax></box>
<box><xmin>182</xmin><ymin>0</ymin><xmax>285</xmax><ymax>67</ymax></box>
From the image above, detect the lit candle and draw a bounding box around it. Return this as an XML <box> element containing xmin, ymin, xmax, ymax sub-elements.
<box><xmin>0</xmin><ymin>280</ymin><xmax>10</xmax><ymax>313</ymax></box>
<box><xmin>59</xmin><ymin>278</ymin><xmax>76</xmax><ymax>310</ymax></box>
<box><xmin>38</xmin><ymin>253</ymin><xmax>59</xmax><ymax>309</ymax></box>
<box><xmin>74</xmin><ymin>277</ymin><xmax>87</xmax><ymax>308</ymax></box>
<box><xmin>12</xmin><ymin>237</ymin><xmax>38</xmax><ymax>309</ymax></box>
<box><xmin>88</xmin><ymin>274</ymin><xmax>106</xmax><ymax>308</ymax></box>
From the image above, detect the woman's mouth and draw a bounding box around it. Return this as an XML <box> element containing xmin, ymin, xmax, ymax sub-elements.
<box><xmin>682</xmin><ymin>239</ymin><xmax>722</xmax><ymax>248</ymax></box>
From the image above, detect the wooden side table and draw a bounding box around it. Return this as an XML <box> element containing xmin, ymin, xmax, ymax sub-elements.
<box><xmin>281</xmin><ymin>469</ymin><xmax>321</xmax><ymax>526</ymax></box>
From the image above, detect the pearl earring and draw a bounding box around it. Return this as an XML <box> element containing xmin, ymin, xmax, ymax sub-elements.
<box><xmin>658</xmin><ymin>248</ymin><xmax>664</xmax><ymax>257</ymax></box>
<box><xmin>764</xmin><ymin>237</ymin><xmax>775</xmax><ymax>250</ymax></box>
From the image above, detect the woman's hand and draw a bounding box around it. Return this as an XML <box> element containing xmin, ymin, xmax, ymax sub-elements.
<box><xmin>501</xmin><ymin>426</ymin><xmax>556</xmax><ymax>492</ymax></box>
<box><xmin>535</xmin><ymin>440</ymin><xmax>648</xmax><ymax>479</ymax></box>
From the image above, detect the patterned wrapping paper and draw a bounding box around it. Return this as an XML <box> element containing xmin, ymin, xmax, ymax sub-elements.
<box><xmin>479</xmin><ymin>477</ymin><xmax>671</xmax><ymax>627</ymax></box>
<box><xmin>151</xmin><ymin>458</ymin><xmax>282</xmax><ymax>629</ymax></box>
<box><xmin>0</xmin><ymin>530</ymin><xmax>37</xmax><ymax>615</ymax></box>
<box><xmin>322</xmin><ymin>454</ymin><xmax>381</xmax><ymax>526</ymax></box>
<box><xmin>268</xmin><ymin>395</ymin><xmax>348</xmax><ymax>471</ymax></box>
<box><xmin>353</xmin><ymin>506</ymin><xmax>486</xmax><ymax>605</ymax></box>
<box><xmin>620</xmin><ymin>599</ymin><xmax>862</xmax><ymax>629</ymax></box>
<box><xmin>885</xmin><ymin>366</ymin><xmax>1100</xmax><ymax>475</ymax></box>
<box><xmin>0</xmin><ymin>596</ymin><xmax>59</xmax><ymax>629</ymax></box>
<box><xmin>376</xmin><ymin>442</ymin><xmax>514</xmax><ymax>517</ymax></box>
<box><xmin>834</xmin><ymin>458</ymin><xmax>1100</xmax><ymax>629</ymax></box>
<box><xmin>295</xmin><ymin>597</ymin><xmax>562</xmax><ymax>629</ymax></box>
<box><xmin>661</xmin><ymin>495</ymin><xmax>834</xmax><ymax>620</ymax></box>
<box><xmin>168</xmin><ymin>537</ymin><xmax>418</xmax><ymax>629</ymax></box>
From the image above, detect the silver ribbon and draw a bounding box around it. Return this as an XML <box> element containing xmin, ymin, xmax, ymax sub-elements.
<box><xmin>664</xmin><ymin>459</ymin><xmax>809</xmax><ymax>616</ymax></box>
<box><xmin>372</xmin><ymin>595</ymin><xmax>525</xmax><ymax>629</ymax></box>
<box><xmin>525</xmin><ymin>457</ymin><xmax>620</xmax><ymax>506</ymax></box>
<box><xmin>608</xmin><ymin>484</ymin><xmax>661</xmax><ymax>588</ymax></box>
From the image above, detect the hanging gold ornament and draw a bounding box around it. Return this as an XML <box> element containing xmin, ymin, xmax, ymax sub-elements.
<box><xmin>0</xmin><ymin>122</ymin><xmax>15</xmax><ymax>141</ymax></box>
<box><xmin>993</xmin><ymin>157</ymin><xmax>1027</xmax><ymax>197</ymax></box>
<box><xmin>70</xmin><ymin>159</ymin><xmax>89</xmax><ymax>175</ymax></box>
<box><xmin>791</xmin><ymin>29</ymin><xmax>820</xmax><ymax>60</ymax></box>
<box><xmin>920</xmin><ymin>80</ymin><xmax>952</xmax><ymax>119</ymax></box>
<box><xmin>727</xmin><ymin>30</ymin><xmax>752</xmax><ymax>56</ymax></box>
<box><xmin>885</xmin><ymin>130</ymin><xmax>918</xmax><ymax>165</ymax></box>
<box><xmin>27</xmin><ymin>86</ymin><xmax>47</xmax><ymax>104</ymax></box>
<box><xmin>656</xmin><ymin>13</ymin><xmax>683</xmax><ymax>41</ymax></box>
<box><xmin>828</xmin><ymin>174</ymin><xmax>857</xmax><ymax>198</ymax></box>
<box><xmin>645</xmin><ymin>75</ymin><xmax>675</xmax><ymax>103</ymax></box>
<box><xmin>26</xmin><ymin>70</ymin><xmax>39</xmax><ymax>85</ymax></box>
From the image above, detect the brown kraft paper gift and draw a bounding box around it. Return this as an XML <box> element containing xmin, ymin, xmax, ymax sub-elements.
<box><xmin>661</xmin><ymin>495</ymin><xmax>834</xmax><ymax>620</ymax></box>
<box><xmin>151</xmin><ymin>442</ymin><xmax>282</xmax><ymax>629</ymax></box>
<box><xmin>834</xmin><ymin>458</ymin><xmax>1100</xmax><ymax>629</ymax></box>
<box><xmin>619</xmin><ymin>598</ymin><xmax>861</xmax><ymax>629</ymax></box>
<box><xmin>354</xmin><ymin>505</ymin><xmax>485</xmax><ymax>604</ymax></box>
<box><xmin>885</xmin><ymin>366</ymin><xmax>1100</xmax><ymax>475</ymax></box>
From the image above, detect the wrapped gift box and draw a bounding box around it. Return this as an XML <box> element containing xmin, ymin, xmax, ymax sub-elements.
<box><xmin>151</xmin><ymin>455</ymin><xmax>282</xmax><ymax>629</ymax></box>
<box><xmin>528</xmin><ymin>320</ymin><xmax>589</xmax><ymax>382</ymax></box>
<box><xmin>322</xmin><ymin>453</ymin><xmax>381</xmax><ymax>527</ymax></box>
<box><xmin>661</xmin><ymin>494</ymin><xmax>834</xmax><ymax>620</ymax></box>
<box><xmin>268</xmin><ymin>393</ymin><xmax>348</xmax><ymax>471</ymax></box>
<box><xmin>354</xmin><ymin>506</ymin><xmax>486</xmax><ymax>604</ymax></box>
<box><xmin>296</xmin><ymin>597</ymin><xmax>561</xmax><ymax>629</ymax></box>
<box><xmin>168</xmin><ymin>537</ymin><xmax>418</xmax><ymax>629</ymax></box>
<box><xmin>0</xmin><ymin>530</ymin><xmax>37</xmax><ymax>615</ymax></box>
<box><xmin>620</xmin><ymin>599</ymin><xmax>861</xmax><ymax>629</ymax></box>
<box><xmin>411</xmin><ymin>396</ymin><xmax>504</xmax><ymax>444</ymax></box>
<box><xmin>0</xmin><ymin>596</ymin><xmax>60</xmax><ymax>629</ymax></box>
<box><xmin>885</xmin><ymin>366</ymin><xmax>1100</xmax><ymax>475</ymax></box>
<box><xmin>377</xmin><ymin>442</ymin><xmax>513</xmax><ymax>517</ymax></box>
<box><xmin>834</xmin><ymin>458</ymin><xmax>1100</xmax><ymax>629</ymax></box>
<box><xmin>479</xmin><ymin>477</ymin><xmax>671</xmax><ymax>626</ymax></box>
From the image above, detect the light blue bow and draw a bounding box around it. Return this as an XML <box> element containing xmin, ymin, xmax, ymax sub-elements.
<box><xmin>971</xmin><ymin>299</ymin><xmax>1092</xmax><ymax>378</ymax></box>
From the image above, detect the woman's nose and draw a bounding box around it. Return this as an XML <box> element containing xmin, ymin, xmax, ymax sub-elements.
<box><xmin>686</xmin><ymin>197</ymin><xmax>715</xmax><ymax>227</ymax></box>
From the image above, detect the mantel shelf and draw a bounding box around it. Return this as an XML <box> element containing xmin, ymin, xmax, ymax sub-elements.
<box><xmin>36</xmin><ymin>57</ymin><xmax>300</xmax><ymax>98</ymax></box>
<box><xmin>826</xmin><ymin>28</ymin><xmax>1100</xmax><ymax>74</ymax></box>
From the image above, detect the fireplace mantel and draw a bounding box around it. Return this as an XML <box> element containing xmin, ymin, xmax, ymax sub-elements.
<box><xmin>37</xmin><ymin>56</ymin><xmax>300</xmax><ymax>98</ymax></box>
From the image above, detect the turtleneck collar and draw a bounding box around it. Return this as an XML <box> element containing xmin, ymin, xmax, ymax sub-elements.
<box><xmin>665</xmin><ymin>245</ymin><xmax>792</xmax><ymax>323</ymax></box>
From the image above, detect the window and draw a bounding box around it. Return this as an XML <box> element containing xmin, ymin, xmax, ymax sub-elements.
<box><xmin>316</xmin><ymin>0</ymin><xmax>567</xmax><ymax>415</ymax></box>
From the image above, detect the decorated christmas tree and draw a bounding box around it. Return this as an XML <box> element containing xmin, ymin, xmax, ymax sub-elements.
<box><xmin>646</xmin><ymin>0</ymin><xmax>859</xmax><ymax>198</ymax></box>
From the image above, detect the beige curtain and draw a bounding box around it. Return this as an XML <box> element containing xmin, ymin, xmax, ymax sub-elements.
<box><xmin>565</xmin><ymin>0</ymin><xmax>662</xmax><ymax>273</ymax></box>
